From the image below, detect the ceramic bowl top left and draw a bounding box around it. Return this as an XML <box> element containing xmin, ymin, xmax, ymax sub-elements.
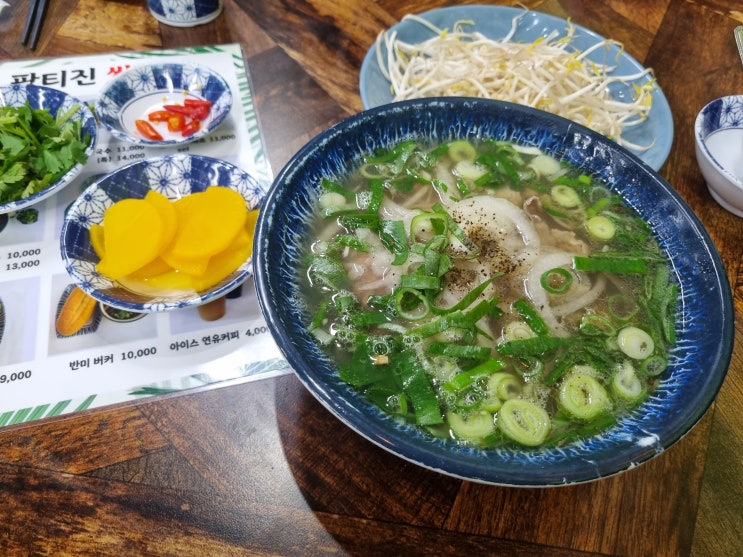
<box><xmin>60</xmin><ymin>154</ymin><xmax>266</xmax><ymax>312</ymax></box>
<box><xmin>95</xmin><ymin>63</ymin><xmax>232</xmax><ymax>147</ymax></box>
<box><xmin>0</xmin><ymin>84</ymin><xmax>97</xmax><ymax>215</ymax></box>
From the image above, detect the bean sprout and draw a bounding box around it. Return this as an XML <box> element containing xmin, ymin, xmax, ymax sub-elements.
<box><xmin>375</xmin><ymin>12</ymin><xmax>656</xmax><ymax>150</ymax></box>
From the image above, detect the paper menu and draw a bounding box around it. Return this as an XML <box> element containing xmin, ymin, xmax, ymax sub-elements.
<box><xmin>0</xmin><ymin>45</ymin><xmax>289</xmax><ymax>428</ymax></box>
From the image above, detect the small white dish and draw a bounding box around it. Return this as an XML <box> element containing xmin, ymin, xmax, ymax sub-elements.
<box><xmin>95</xmin><ymin>63</ymin><xmax>232</xmax><ymax>147</ymax></box>
<box><xmin>695</xmin><ymin>95</ymin><xmax>743</xmax><ymax>217</ymax></box>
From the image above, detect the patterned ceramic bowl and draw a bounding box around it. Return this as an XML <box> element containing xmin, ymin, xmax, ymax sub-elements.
<box><xmin>60</xmin><ymin>154</ymin><xmax>265</xmax><ymax>312</ymax></box>
<box><xmin>0</xmin><ymin>84</ymin><xmax>97</xmax><ymax>215</ymax></box>
<box><xmin>95</xmin><ymin>63</ymin><xmax>232</xmax><ymax>147</ymax></box>
<box><xmin>147</xmin><ymin>0</ymin><xmax>223</xmax><ymax>27</ymax></box>
<box><xmin>254</xmin><ymin>97</ymin><xmax>733</xmax><ymax>486</ymax></box>
<box><xmin>694</xmin><ymin>95</ymin><xmax>743</xmax><ymax>217</ymax></box>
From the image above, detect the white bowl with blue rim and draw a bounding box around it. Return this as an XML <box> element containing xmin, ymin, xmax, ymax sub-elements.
<box><xmin>694</xmin><ymin>95</ymin><xmax>743</xmax><ymax>217</ymax></box>
<box><xmin>253</xmin><ymin>97</ymin><xmax>733</xmax><ymax>486</ymax></box>
<box><xmin>359</xmin><ymin>5</ymin><xmax>673</xmax><ymax>171</ymax></box>
<box><xmin>0</xmin><ymin>84</ymin><xmax>97</xmax><ymax>215</ymax></box>
<box><xmin>60</xmin><ymin>154</ymin><xmax>266</xmax><ymax>312</ymax></box>
<box><xmin>95</xmin><ymin>63</ymin><xmax>232</xmax><ymax>147</ymax></box>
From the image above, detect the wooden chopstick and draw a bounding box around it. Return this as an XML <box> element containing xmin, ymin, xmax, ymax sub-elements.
<box><xmin>21</xmin><ymin>0</ymin><xmax>49</xmax><ymax>50</ymax></box>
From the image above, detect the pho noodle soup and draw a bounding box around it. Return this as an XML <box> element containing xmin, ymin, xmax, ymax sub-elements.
<box><xmin>300</xmin><ymin>138</ymin><xmax>677</xmax><ymax>449</ymax></box>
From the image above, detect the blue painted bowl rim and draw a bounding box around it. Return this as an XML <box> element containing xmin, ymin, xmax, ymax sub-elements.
<box><xmin>0</xmin><ymin>84</ymin><xmax>97</xmax><ymax>215</ymax></box>
<box><xmin>254</xmin><ymin>97</ymin><xmax>733</xmax><ymax>486</ymax></box>
<box><xmin>95</xmin><ymin>63</ymin><xmax>233</xmax><ymax>147</ymax></box>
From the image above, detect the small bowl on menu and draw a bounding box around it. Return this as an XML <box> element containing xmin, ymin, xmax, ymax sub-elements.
<box><xmin>0</xmin><ymin>84</ymin><xmax>97</xmax><ymax>215</ymax></box>
<box><xmin>95</xmin><ymin>63</ymin><xmax>232</xmax><ymax>147</ymax></box>
<box><xmin>694</xmin><ymin>95</ymin><xmax>743</xmax><ymax>217</ymax></box>
<box><xmin>60</xmin><ymin>154</ymin><xmax>265</xmax><ymax>313</ymax></box>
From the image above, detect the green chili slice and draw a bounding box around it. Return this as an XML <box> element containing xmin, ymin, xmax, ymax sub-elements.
<box><xmin>540</xmin><ymin>267</ymin><xmax>573</xmax><ymax>294</ymax></box>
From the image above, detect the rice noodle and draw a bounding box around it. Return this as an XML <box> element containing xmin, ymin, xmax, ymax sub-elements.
<box><xmin>375</xmin><ymin>11</ymin><xmax>656</xmax><ymax>150</ymax></box>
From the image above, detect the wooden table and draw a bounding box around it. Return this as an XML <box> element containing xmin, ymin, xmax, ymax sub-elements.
<box><xmin>1</xmin><ymin>1</ymin><xmax>742</xmax><ymax>555</ymax></box>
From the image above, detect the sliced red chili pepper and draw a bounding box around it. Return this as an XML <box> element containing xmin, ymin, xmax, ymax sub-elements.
<box><xmin>135</xmin><ymin>119</ymin><xmax>163</xmax><ymax>141</ymax></box>
<box><xmin>147</xmin><ymin>110</ymin><xmax>173</xmax><ymax>122</ymax></box>
<box><xmin>167</xmin><ymin>113</ymin><xmax>186</xmax><ymax>132</ymax></box>
<box><xmin>163</xmin><ymin>104</ymin><xmax>198</xmax><ymax>117</ymax></box>
<box><xmin>183</xmin><ymin>98</ymin><xmax>212</xmax><ymax>108</ymax></box>
<box><xmin>181</xmin><ymin>119</ymin><xmax>201</xmax><ymax>137</ymax></box>
<box><xmin>163</xmin><ymin>103</ymin><xmax>211</xmax><ymax>120</ymax></box>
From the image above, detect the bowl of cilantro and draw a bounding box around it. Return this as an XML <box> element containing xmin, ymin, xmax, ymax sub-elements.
<box><xmin>0</xmin><ymin>84</ymin><xmax>97</xmax><ymax>215</ymax></box>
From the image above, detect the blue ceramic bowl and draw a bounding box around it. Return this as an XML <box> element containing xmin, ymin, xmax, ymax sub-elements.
<box><xmin>359</xmin><ymin>5</ymin><xmax>673</xmax><ymax>171</ymax></box>
<box><xmin>61</xmin><ymin>154</ymin><xmax>265</xmax><ymax>312</ymax></box>
<box><xmin>254</xmin><ymin>97</ymin><xmax>733</xmax><ymax>486</ymax></box>
<box><xmin>0</xmin><ymin>84</ymin><xmax>97</xmax><ymax>215</ymax></box>
<box><xmin>95</xmin><ymin>63</ymin><xmax>232</xmax><ymax>147</ymax></box>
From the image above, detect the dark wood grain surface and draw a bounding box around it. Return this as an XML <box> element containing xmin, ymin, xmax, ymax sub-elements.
<box><xmin>1</xmin><ymin>1</ymin><xmax>742</xmax><ymax>556</ymax></box>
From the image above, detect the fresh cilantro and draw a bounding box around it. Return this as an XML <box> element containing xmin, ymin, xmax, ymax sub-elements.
<box><xmin>0</xmin><ymin>102</ymin><xmax>91</xmax><ymax>205</ymax></box>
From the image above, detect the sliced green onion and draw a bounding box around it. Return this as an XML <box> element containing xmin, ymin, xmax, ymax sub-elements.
<box><xmin>448</xmin><ymin>411</ymin><xmax>496</xmax><ymax>442</ymax></box>
<box><xmin>611</xmin><ymin>361</ymin><xmax>645</xmax><ymax>403</ymax></box>
<box><xmin>540</xmin><ymin>267</ymin><xmax>573</xmax><ymax>294</ymax></box>
<box><xmin>617</xmin><ymin>326</ymin><xmax>655</xmax><ymax>360</ymax></box>
<box><xmin>321</xmin><ymin>177</ymin><xmax>355</xmax><ymax>201</ymax></box>
<box><xmin>579</xmin><ymin>313</ymin><xmax>616</xmax><ymax>336</ymax></box>
<box><xmin>400</xmin><ymin>274</ymin><xmax>440</xmax><ymax>290</ymax></box>
<box><xmin>395</xmin><ymin>288</ymin><xmax>430</xmax><ymax>321</ymax></box>
<box><xmin>448</xmin><ymin>140</ymin><xmax>477</xmax><ymax>162</ymax></box>
<box><xmin>586</xmin><ymin>215</ymin><xmax>616</xmax><ymax>240</ymax></box>
<box><xmin>426</xmin><ymin>342</ymin><xmax>491</xmax><ymax>360</ymax></box>
<box><xmin>551</xmin><ymin>184</ymin><xmax>581</xmax><ymax>208</ymax></box>
<box><xmin>558</xmin><ymin>371</ymin><xmax>610</xmax><ymax>420</ymax></box>
<box><xmin>486</xmin><ymin>372</ymin><xmax>521</xmax><ymax>400</ymax></box>
<box><xmin>608</xmin><ymin>294</ymin><xmax>639</xmax><ymax>322</ymax></box>
<box><xmin>497</xmin><ymin>336</ymin><xmax>565</xmax><ymax>357</ymax></box>
<box><xmin>573</xmin><ymin>255</ymin><xmax>648</xmax><ymax>274</ymax></box>
<box><xmin>512</xmin><ymin>298</ymin><xmax>550</xmax><ymax>336</ymax></box>
<box><xmin>641</xmin><ymin>354</ymin><xmax>667</xmax><ymax>377</ymax></box>
<box><xmin>497</xmin><ymin>399</ymin><xmax>551</xmax><ymax>446</ymax></box>
<box><xmin>378</xmin><ymin>219</ymin><xmax>408</xmax><ymax>265</ymax></box>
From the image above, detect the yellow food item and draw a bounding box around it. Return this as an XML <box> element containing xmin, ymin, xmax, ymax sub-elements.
<box><xmin>191</xmin><ymin>227</ymin><xmax>252</xmax><ymax>291</ymax></box>
<box><xmin>163</xmin><ymin>186</ymin><xmax>248</xmax><ymax>260</ymax></box>
<box><xmin>56</xmin><ymin>286</ymin><xmax>98</xmax><ymax>337</ymax></box>
<box><xmin>93</xmin><ymin>187</ymin><xmax>257</xmax><ymax>295</ymax></box>
<box><xmin>96</xmin><ymin>198</ymin><xmax>164</xmax><ymax>280</ymax></box>
<box><xmin>89</xmin><ymin>223</ymin><xmax>106</xmax><ymax>258</ymax></box>
<box><xmin>143</xmin><ymin>189</ymin><xmax>178</xmax><ymax>252</ymax></box>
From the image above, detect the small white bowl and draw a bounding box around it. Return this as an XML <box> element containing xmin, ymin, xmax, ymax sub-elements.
<box><xmin>694</xmin><ymin>95</ymin><xmax>743</xmax><ymax>217</ymax></box>
<box><xmin>95</xmin><ymin>63</ymin><xmax>232</xmax><ymax>147</ymax></box>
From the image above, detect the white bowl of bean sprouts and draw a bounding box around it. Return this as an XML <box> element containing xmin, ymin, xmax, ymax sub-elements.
<box><xmin>360</xmin><ymin>6</ymin><xmax>673</xmax><ymax>171</ymax></box>
<box><xmin>254</xmin><ymin>97</ymin><xmax>732</xmax><ymax>486</ymax></box>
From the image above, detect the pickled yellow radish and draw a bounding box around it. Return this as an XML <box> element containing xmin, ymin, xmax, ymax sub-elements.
<box><xmin>190</xmin><ymin>227</ymin><xmax>252</xmax><ymax>291</ymax></box>
<box><xmin>94</xmin><ymin>187</ymin><xmax>256</xmax><ymax>295</ymax></box>
<box><xmin>160</xmin><ymin>249</ymin><xmax>210</xmax><ymax>277</ymax></box>
<box><xmin>96</xmin><ymin>198</ymin><xmax>164</xmax><ymax>280</ymax></box>
<box><xmin>89</xmin><ymin>223</ymin><xmax>106</xmax><ymax>258</ymax></box>
<box><xmin>143</xmin><ymin>189</ymin><xmax>178</xmax><ymax>251</ymax></box>
<box><xmin>163</xmin><ymin>186</ymin><xmax>248</xmax><ymax>260</ymax></box>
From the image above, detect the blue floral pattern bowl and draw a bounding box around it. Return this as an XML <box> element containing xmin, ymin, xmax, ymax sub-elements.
<box><xmin>254</xmin><ymin>97</ymin><xmax>734</xmax><ymax>486</ymax></box>
<box><xmin>95</xmin><ymin>63</ymin><xmax>232</xmax><ymax>147</ymax></box>
<box><xmin>0</xmin><ymin>84</ymin><xmax>97</xmax><ymax>215</ymax></box>
<box><xmin>60</xmin><ymin>154</ymin><xmax>265</xmax><ymax>312</ymax></box>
